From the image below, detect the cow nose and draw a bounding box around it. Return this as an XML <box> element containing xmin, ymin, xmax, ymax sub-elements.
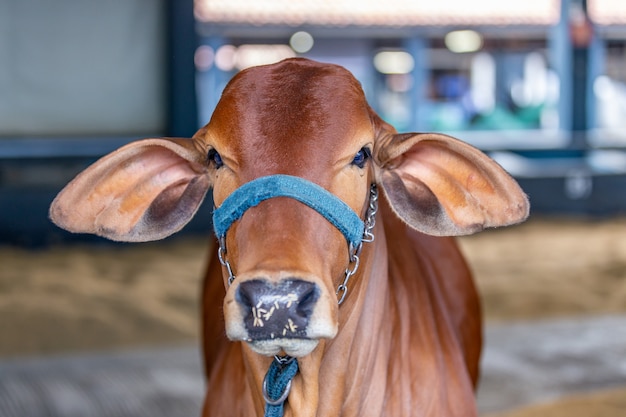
<box><xmin>236</xmin><ymin>279</ymin><xmax>319</xmax><ymax>340</ymax></box>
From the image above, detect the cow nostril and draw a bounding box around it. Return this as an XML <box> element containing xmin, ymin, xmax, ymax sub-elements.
<box><xmin>236</xmin><ymin>279</ymin><xmax>268</xmax><ymax>311</ymax></box>
<box><xmin>296</xmin><ymin>285</ymin><xmax>318</xmax><ymax>319</ymax></box>
<box><xmin>237</xmin><ymin>286</ymin><xmax>254</xmax><ymax>310</ymax></box>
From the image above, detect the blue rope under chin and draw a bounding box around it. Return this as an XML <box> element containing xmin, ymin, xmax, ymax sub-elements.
<box><xmin>264</xmin><ymin>358</ymin><xmax>299</xmax><ymax>417</ymax></box>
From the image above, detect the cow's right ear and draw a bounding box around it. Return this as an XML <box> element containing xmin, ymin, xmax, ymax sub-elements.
<box><xmin>49</xmin><ymin>138</ymin><xmax>211</xmax><ymax>242</ymax></box>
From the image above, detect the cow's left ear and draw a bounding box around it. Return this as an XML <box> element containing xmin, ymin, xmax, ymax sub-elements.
<box><xmin>373</xmin><ymin>131</ymin><xmax>529</xmax><ymax>236</ymax></box>
<box><xmin>50</xmin><ymin>138</ymin><xmax>211</xmax><ymax>242</ymax></box>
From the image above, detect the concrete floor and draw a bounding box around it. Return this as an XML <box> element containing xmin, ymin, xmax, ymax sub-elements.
<box><xmin>1</xmin><ymin>315</ymin><xmax>625</xmax><ymax>417</ymax></box>
<box><xmin>478</xmin><ymin>315</ymin><xmax>626</xmax><ymax>414</ymax></box>
<box><xmin>0</xmin><ymin>347</ymin><xmax>204</xmax><ymax>417</ymax></box>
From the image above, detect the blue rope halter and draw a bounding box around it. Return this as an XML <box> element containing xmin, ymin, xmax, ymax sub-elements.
<box><xmin>212</xmin><ymin>174</ymin><xmax>365</xmax><ymax>249</ymax></box>
<box><xmin>263</xmin><ymin>356</ymin><xmax>299</xmax><ymax>417</ymax></box>
<box><xmin>212</xmin><ymin>174</ymin><xmax>374</xmax><ymax>417</ymax></box>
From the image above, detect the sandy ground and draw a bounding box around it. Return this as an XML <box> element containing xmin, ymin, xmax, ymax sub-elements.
<box><xmin>458</xmin><ymin>217</ymin><xmax>626</xmax><ymax>321</ymax></box>
<box><xmin>463</xmin><ymin>217</ymin><xmax>626</xmax><ymax>417</ymax></box>
<box><xmin>490</xmin><ymin>388</ymin><xmax>626</xmax><ymax>417</ymax></box>
<box><xmin>1</xmin><ymin>217</ymin><xmax>626</xmax><ymax>415</ymax></box>
<box><xmin>0</xmin><ymin>238</ymin><xmax>209</xmax><ymax>356</ymax></box>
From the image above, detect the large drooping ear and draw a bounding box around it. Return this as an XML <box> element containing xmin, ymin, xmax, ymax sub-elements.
<box><xmin>50</xmin><ymin>138</ymin><xmax>211</xmax><ymax>242</ymax></box>
<box><xmin>373</xmin><ymin>131</ymin><xmax>529</xmax><ymax>236</ymax></box>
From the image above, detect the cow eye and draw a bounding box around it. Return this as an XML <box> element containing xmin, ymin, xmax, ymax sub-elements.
<box><xmin>351</xmin><ymin>147</ymin><xmax>371</xmax><ymax>169</ymax></box>
<box><xmin>207</xmin><ymin>148</ymin><xmax>224</xmax><ymax>169</ymax></box>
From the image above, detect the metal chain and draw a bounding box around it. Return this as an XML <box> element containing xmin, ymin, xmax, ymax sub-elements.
<box><xmin>217</xmin><ymin>235</ymin><xmax>236</xmax><ymax>286</ymax></box>
<box><xmin>336</xmin><ymin>184</ymin><xmax>378</xmax><ymax>305</ymax></box>
<box><xmin>361</xmin><ymin>184</ymin><xmax>378</xmax><ymax>244</ymax></box>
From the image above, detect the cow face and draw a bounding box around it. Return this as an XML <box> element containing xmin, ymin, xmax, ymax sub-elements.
<box><xmin>203</xmin><ymin>59</ymin><xmax>377</xmax><ymax>357</ymax></box>
<box><xmin>50</xmin><ymin>58</ymin><xmax>528</xmax><ymax>360</ymax></box>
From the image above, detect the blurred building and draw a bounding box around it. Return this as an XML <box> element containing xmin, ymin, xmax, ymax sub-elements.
<box><xmin>195</xmin><ymin>0</ymin><xmax>561</xmax><ymax>141</ymax></box>
<box><xmin>192</xmin><ymin>0</ymin><xmax>626</xmax><ymax>216</ymax></box>
<box><xmin>2</xmin><ymin>0</ymin><xmax>626</xmax><ymax>244</ymax></box>
<box><xmin>0</xmin><ymin>0</ymin><xmax>200</xmax><ymax>244</ymax></box>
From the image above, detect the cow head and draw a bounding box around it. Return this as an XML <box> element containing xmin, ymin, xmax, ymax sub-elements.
<box><xmin>50</xmin><ymin>57</ymin><xmax>528</xmax><ymax>369</ymax></box>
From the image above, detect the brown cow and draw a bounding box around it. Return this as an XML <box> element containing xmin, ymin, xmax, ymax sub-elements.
<box><xmin>50</xmin><ymin>58</ymin><xmax>528</xmax><ymax>417</ymax></box>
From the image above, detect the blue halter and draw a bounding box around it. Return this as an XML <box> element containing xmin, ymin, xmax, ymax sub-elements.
<box><xmin>213</xmin><ymin>175</ymin><xmax>371</xmax><ymax>417</ymax></box>
<box><xmin>212</xmin><ymin>174</ymin><xmax>365</xmax><ymax>248</ymax></box>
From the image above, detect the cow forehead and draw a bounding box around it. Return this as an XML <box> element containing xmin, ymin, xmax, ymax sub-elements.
<box><xmin>206</xmin><ymin>59</ymin><xmax>373</xmax><ymax>176</ymax></box>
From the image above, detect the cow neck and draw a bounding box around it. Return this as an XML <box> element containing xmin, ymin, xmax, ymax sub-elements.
<box><xmin>315</xmin><ymin>219</ymin><xmax>391</xmax><ymax>417</ymax></box>
<box><xmin>310</xmin><ymin>199</ymin><xmax>478</xmax><ymax>417</ymax></box>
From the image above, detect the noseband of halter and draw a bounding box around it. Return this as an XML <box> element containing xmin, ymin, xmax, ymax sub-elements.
<box><xmin>213</xmin><ymin>174</ymin><xmax>365</xmax><ymax>249</ymax></box>
<box><xmin>213</xmin><ymin>174</ymin><xmax>377</xmax><ymax>302</ymax></box>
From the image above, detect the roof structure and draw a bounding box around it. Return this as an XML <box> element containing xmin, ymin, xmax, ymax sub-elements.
<box><xmin>589</xmin><ymin>0</ymin><xmax>626</xmax><ymax>25</ymax></box>
<box><xmin>195</xmin><ymin>0</ymin><xmax>560</xmax><ymax>27</ymax></box>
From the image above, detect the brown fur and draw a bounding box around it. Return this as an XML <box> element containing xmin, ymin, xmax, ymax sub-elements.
<box><xmin>201</xmin><ymin>193</ymin><xmax>481</xmax><ymax>416</ymax></box>
<box><xmin>49</xmin><ymin>58</ymin><xmax>528</xmax><ymax>417</ymax></box>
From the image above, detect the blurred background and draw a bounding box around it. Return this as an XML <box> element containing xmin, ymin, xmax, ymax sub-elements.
<box><xmin>1</xmin><ymin>0</ymin><xmax>625</xmax><ymax>416</ymax></box>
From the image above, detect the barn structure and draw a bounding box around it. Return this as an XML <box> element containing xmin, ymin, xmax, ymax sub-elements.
<box><xmin>2</xmin><ymin>0</ymin><xmax>626</xmax><ymax>245</ymax></box>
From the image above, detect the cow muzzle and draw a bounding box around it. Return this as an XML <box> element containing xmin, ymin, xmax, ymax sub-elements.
<box><xmin>237</xmin><ymin>279</ymin><xmax>318</xmax><ymax>340</ymax></box>
<box><xmin>226</xmin><ymin>277</ymin><xmax>336</xmax><ymax>357</ymax></box>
